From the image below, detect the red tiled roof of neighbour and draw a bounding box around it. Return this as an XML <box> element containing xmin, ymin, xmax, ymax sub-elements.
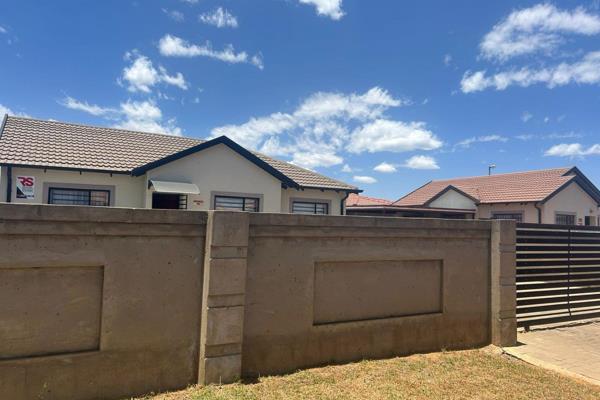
<box><xmin>0</xmin><ymin>116</ymin><xmax>358</xmax><ymax>191</ymax></box>
<box><xmin>395</xmin><ymin>167</ymin><xmax>579</xmax><ymax>206</ymax></box>
<box><xmin>346</xmin><ymin>193</ymin><xmax>392</xmax><ymax>207</ymax></box>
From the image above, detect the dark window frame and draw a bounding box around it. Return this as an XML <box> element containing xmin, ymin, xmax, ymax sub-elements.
<box><xmin>556</xmin><ymin>213</ymin><xmax>576</xmax><ymax>225</ymax></box>
<box><xmin>491</xmin><ymin>212</ymin><xmax>523</xmax><ymax>222</ymax></box>
<box><xmin>292</xmin><ymin>200</ymin><xmax>329</xmax><ymax>215</ymax></box>
<box><xmin>213</xmin><ymin>195</ymin><xmax>260</xmax><ymax>212</ymax></box>
<box><xmin>48</xmin><ymin>187</ymin><xmax>111</xmax><ymax>207</ymax></box>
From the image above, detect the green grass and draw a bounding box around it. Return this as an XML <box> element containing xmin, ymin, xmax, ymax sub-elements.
<box><xmin>135</xmin><ymin>347</ymin><xmax>600</xmax><ymax>400</ymax></box>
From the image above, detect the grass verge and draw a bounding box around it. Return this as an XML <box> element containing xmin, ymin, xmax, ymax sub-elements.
<box><xmin>135</xmin><ymin>347</ymin><xmax>600</xmax><ymax>400</ymax></box>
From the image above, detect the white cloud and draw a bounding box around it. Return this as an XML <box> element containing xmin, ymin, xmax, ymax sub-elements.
<box><xmin>61</xmin><ymin>97</ymin><xmax>117</xmax><ymax>117</ymax></box>
<box><xmin>456</xmin><ymin>135</ymin><xmax>508</xmax><ymax>148</ymax></box>
<box><xmin>347</xmin><ymin>119</ymin><xmax>441</xmax><ymax>153</ymax></box>
<box><xmin>122</xmin><ymin>52</ymin><xmax>188</xmax><ymax>93</ymax></box>
<box><xmin>373</xmin><ymin>162</ymin><xmax>397</xmax><ymax>173</ymax></box>
<box><xmin>461</xmin><ymin>51</ymin><xmax>600</xmax><ymax>92</ymax></box>
<box><xmin>544</xmin><ymin>143</ymin><xmax>600</xmax><ymax>157</ymax></box>
<box><xmin>0</xmin><ymin>26</ymin><xmax>7</xmax><ymax>34</ymax></box>
<box><xmin>210</xmin><ymin>87</ymin><xmax>439</xmax><ymax>169</ymax></box>
<box><xmin>180</xmin><ymin>0</ymin><xmax>198</xmax><ymax>4</ymax></box>
<box><xmin>0</xmin><ymin>103</ymin><xmax>29</xmax><ymax>117</ymax></box>
<box><xmin>516</xmin><ymin>132</ymin><xmax>582</xmax><ymax>141</ymax></box>
<box><xmin>354</xmin><ymin>175</ymin><xmax>377</xmax><ymax>184</ymax></box>
<box><xmin>341</xmin><ymin>164</ymin><xmax>353</xmax><ymax>172</ymax></box>
<box><xmin>199</xmin><ymin>7</ymin><xmax>238</xmax><ymax>28</ymax></box>
<box><xmin>402</xmin><ymin>155</ymin><xmax>440</xmax><ymax>170</ymax></box>
<box><xmin>299</xmin><ymin>0</ymin><xmax>344</xmax><ymax>20</ymax></box>
<box><xmin>481</xmin><ymin>4</ymin><xmax>600</xmax><ymax>61</ymax></box>
<box><xmin>443</xmin><ymin>54</ymin><xmax>452</xmax><ymax>66</ymax></box>
<box><xmin>521</xmin><ymin>111</ymin><xmax>533</xmax><ymax>122</ymax></box>
<box><xmin>60</xmin><ymin>97</ymin><xmax>182</xmax><ymax>136</ymax></box>
<box><xmin>158</xmin><ymin>34</ymin><xmax>264</xmax><ymax>69</ymax></box>
<box><xmin>162</xmin><ymin>9</ymin><xmax>184</xmax><ymax>22</ymax></box>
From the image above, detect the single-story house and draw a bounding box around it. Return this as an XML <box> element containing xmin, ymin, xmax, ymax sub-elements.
<box><xmin>393</xmin><ymin>167</ymin><xmax>600</xmax><ymax>225</ymax></box>
<box><xmin>0</xmin><ymin>115</ymin><xmax>360</xmax><ymax>214</ymax></box>
<box><xmin>345</xmin><ymin>193</ymin><xmax>476</xmax><ymax>219</ymax></box>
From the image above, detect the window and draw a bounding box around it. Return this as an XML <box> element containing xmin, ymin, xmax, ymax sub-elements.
<box><xmin>292</xmin><ymin>201</ymin><xmax>329</xmax><ymax>215</ymax></box>
<box><xmin>48</xmin><ymin>188</ymin><xmax>110</xmax><ymax>207</ymax></box>
<box><xmin>152</xmin><ymin>193</ymin><xmax>187</xmax><ymax>210</ymax></box>
<box><xmin>556</xmin><ymin>213</ymin><xmax>576</xmax><ymax>225</ymax></box>
<box><xmin>492</xmin><ymin>213</ymin><xmax>523</xmax><ymax>222</ymax></box>
<box><xmin>214</xmin><ymin>195</ymin><xmax>259</xmax><ymax>212</ymax></box>
<box><xmin>585</xmin><ymin>216</ymin><xmax>597</xmax><ymax>226</ymax></box>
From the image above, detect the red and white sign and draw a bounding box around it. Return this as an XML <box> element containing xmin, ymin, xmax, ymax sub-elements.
<box><xmin>16</xmin><ymin>176</ymin><xmax>35</xmax><ymax>199</ymax></box>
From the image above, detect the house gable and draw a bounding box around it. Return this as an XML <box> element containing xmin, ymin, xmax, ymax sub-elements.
<box><xmin>426</xmin><ymin>186</ymin><xmax>478</xmax><ymax>210</ymax></box>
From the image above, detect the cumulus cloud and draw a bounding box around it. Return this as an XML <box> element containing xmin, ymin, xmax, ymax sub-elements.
<box><xmin>341</xmin><ymin>164</ymin><xmax>353</xmax><ymax>172</ymax></box>
<box><xmin>0</xmin><ymin>25</ymin><xmax>7</xmax><ymax>34</ymax></box>
<box><xmin>373</xmin><ymin>162</ymin><xmax>397</xmax><ymax>173</ymax></box>
<box><xmin>544</xmin><ymin>143</ymin><xmax>600</xmax><ymax>157</ymax></box>
<box><xmin>121</xmin><ymin>51</ymin><xmax>188</xmax><ymax>93</ymax></box>
<box><xmin>455</xmin><ymin>135</ymin><xmax>508</xmax><ymax>149</ymax></box>
<box><xmin>60</xmin><ymin>96</ymin><xmax>182</xmax><ymax>136</ymax></box>
<box><xmin>158</xmin><ymin>34</ymin><xmax>263</xmax><ymax>69</ymax></box>
<box><xmin>210</xmin><ymin>87</ymin><xmax>441</xmax><ymax>169</ymax></box>
<box><xmin>480</xmin><ymin>4</ymin><xmax>600</xmax><ymax>61</ymax></box>
<box><xmin>354</xmin><ymin>175</ymin><xmax>377</xmax><ymax>184</ymax></box>
<box><xmin>461</xmin><ymin>51</ymin><xmax>600</xmax><ymax>92</ymax></box>
<box><xmin>521</xmin><ymin>111</ymin><xmax>533</xmax><ymax>122</ymax></box>
<box><xmin>347</xmin><ymin>120</ymin><xmax>441</xmax><ymax>153</ymax></box>
<box><xmin>199</xmin><ymin>7</ymin><xmax>238</xmax><ymax>28</ymax></box>
<box><xmin>402</xmin><ymin>155</ymin><xmax>440</xmax><ymax>170</ymax></box>
<box><xmin>299</xmin><ymin>0</ymin><xmax>344</xmax><ymax>20</ymax></box>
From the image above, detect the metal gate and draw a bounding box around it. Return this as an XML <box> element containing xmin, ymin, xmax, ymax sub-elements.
<box><xmin>516</xmin><ymin>223</ymin><xmax>600</xmax><ymax>328</ymax></box>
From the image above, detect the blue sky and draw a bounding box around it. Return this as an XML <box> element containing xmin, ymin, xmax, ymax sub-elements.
<box><xmin>1</xmin><ymin>1</ymin><xmax>600</xmax><ymax>200</ymax></box>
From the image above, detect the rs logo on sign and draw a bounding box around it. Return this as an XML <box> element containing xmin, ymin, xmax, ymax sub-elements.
<box><xmin>17</xmin><ymin>177</ymin><xmax>34</xmax><ymax>186</ymax></box>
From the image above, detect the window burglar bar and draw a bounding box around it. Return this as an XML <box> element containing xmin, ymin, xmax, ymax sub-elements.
<box><xmin>214</xmin><ymin>195</ymin><xmax>259</xmax><ymax>212</ymax></box>
<box><xmin>48</xmin><ymin>188</ymin><xmax>110</xmax><ymax>207</ymax></box>
<box><xmin>292</xmin><ymin>201</ymin><xmax>328</xmax><ymax>215</ymax></box>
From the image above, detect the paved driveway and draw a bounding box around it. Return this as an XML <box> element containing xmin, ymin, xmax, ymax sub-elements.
<box><xmin>505</xmin><ymin>320</ymin><xmax>600</xmax><ymax>385</ymax></box>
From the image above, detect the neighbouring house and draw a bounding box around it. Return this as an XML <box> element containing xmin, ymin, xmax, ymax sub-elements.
<box><xmin>0</xmin><ymin>115</ymin><xmax>360</xmax><ymax>214</ymax></box>
<box><xmin>345</xmin><ymin>193</ymin><xmax>476</xmax><ymax>219</ymax></box>
<box><xmin>393</xmin><ymin>167</ymin><xmax>600</xmax><ymax>225</ymax></box>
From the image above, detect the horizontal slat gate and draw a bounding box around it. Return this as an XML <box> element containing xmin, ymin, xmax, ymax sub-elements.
<box><xmin>516</xmin><ymin>223</ymin><xmax>600</xmax><ymax>328</ymax></box>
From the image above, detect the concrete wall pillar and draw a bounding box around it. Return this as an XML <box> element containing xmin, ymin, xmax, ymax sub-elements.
<box><xmin>490</xmin><ymin>220</ymin><xmax>517</xmax><ymax>346</ymax></box>
<box><xmin>199</xmin><ymin>211</ymin><xmax>249</xmax><ymax>385</ymax></box>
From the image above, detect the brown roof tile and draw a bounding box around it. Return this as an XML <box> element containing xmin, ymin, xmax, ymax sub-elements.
<box><xmin>0</xmin><ymin>116</ymin><xmax>357</xmax><ymax>191</ymax></box>
<box><xmin>395</xmin><ymin>168</ymin><xmax>575</xmax><ymax>206</ymax></box>
<box><xmin>346</xmin><ymin>193</ymin><xmax>392</xmax><ymax>206</ymax></box>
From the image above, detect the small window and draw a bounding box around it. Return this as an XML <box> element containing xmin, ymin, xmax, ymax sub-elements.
<box><xmin>48</xmin><ymin>188</ymin><xmax>110</xmax><ymax>207</ymax></box>
<box><xmin>292</xmin><ymin>201</ymin><xmax>329</xmax><ymax>215</ymax></box>
<box><xmin>152</xmin><ymin>192</ymin><xmax>187</xmax><ymax>210</ymax></box>
<box><xmin>214</xmin><ymin>195</ymin><xmax>259</xmax><ymax>212</ymax></box>
<box><xmin>556</xmin><ymin>213</ymin><xmax>576</xmax><ymax>225</ymax></box>
<box><xmin>492</xmin><ymin>213</ymin><xmax>523</xmax><ymax>222</ymax></box>
<box><xmin>585</xmin><ymin>216</ymin><xmax>597</xmax><ymax>226</ymax></box>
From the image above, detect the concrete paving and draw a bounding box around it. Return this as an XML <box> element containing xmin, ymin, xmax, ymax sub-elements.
<box><xmin>504</xmin><ymin>320</ymin><xmax>600</xmax><ymax>385</ymax></box>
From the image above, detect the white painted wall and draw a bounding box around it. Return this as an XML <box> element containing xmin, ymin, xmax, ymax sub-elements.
<box><xmin>543</xmin><ymin>181</ymin><xmax>599</xmax><ymax>225</ymax></box>
<box><xmin>428</xmin><ymin>189</ymin><xmax>477</xmax><ymax>210</ymax></box>
<box><xmin>281</xmin><ymin>187</ymin><xmax>346</xmax><ymax>215</ymax></box>
<box><xmin>477</xmin><ymin>203</ymin><xmax>540</xmax><ymax>223</ymax></box>
<box><xmin>3</xmin><ymin>167</ymin><xmax>146</xmax><ymax>207</ymax></box>
<box><xmin>145</xmin><ymin>143</ymin><xmax>283</xmax><ymax>212</ymax></box>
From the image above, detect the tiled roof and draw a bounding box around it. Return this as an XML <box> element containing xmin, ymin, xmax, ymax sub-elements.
<box><xmin>346</xmin><ymin>193</ymin><xmax>392</xmax><ymax>206</ymax></box>
<box><xmin>395</xmin><ymin>168</ymin><xmax>576</xmax><ymax>206</ymax></box>
<box><xmin>0</xmin><ymin>116</ymin><xmax>358</xmax><ymax>191</ymax></box>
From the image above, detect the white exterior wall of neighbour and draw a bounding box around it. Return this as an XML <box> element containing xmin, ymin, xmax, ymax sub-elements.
<box><xmin>476</xmin><ymin>203</ymin><xmax>540</xmax><ymax>223</ymax></box>
<box><xmin>428</xmin><ymin>189</ymin><xmax>477</xmax><ymax>210</ymax></box>
<box><xmin>2</xmin><ymin>166</ymin><xmax>146</xmax><ymax>207</ymax></box>
<box><xmin>281</xmin><ymin>187</ymin><xmax>346</xmax><ymax>215</ymax></box>
<box><xmin>0</xmin><ymin>144</ymin><xmax>347</xmax><ymax>215</ymax></box>
<box><xmin>144</xmin><ymin>143</ymin><xmax>283</xmax><ymax>212</ymax></box>
<box><xmin>542</xmin><ymin>181</ymin><xmax>599</xmax><ymax>225</ymax></box>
